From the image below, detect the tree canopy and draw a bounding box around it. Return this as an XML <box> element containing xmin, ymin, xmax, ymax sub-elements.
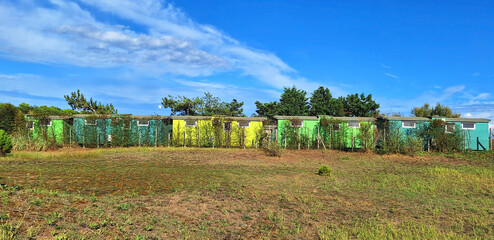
<box><xmin>161</xmin><ymin>92</ymin><xmax>245</xmax><ymax>117</ymax></box>
<box><xmin>255</xmin><ymin>86</ymin><xmax>380</xmax><ymax>118</ymax></box>
<box><xmin>278</xmin><ymin>86</ymin><xmax>310</xmax><ymax>116</ymax></box>
<box><xmin>412</xmin><ymin>103</ymin><xmax>460</xmax><ymax>118</ymax></box>
<box><xmin>64</xmin><ymin>90</ymin><xmax>116</xmax><ymax>114</ymax></box>
<box><xmin>0</xmin><ymin>103</ymin><xmax>19</xmax><ymax>134</ymax></box>
<box><xmin>342</xmin><ymin>93</ymin><xmax>380</xmax><ymax>117</ymax></box>
<box><xmin>309</xmin><ymin>86</ymin><xmax>346</xmax><ymax>116</ymax></box>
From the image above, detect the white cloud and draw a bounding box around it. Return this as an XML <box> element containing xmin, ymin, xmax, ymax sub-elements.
<box><xmin>380</xmin><ymin>63</ymin><xmax>391</xmax><ymax>69</ymax></box>
<box><xmin>384</xmin><ymin>73</ymin><xmax>399</xmax><ymax>79</ymax></box>
<box><xmin>174</xmin><ymin>79</ymin><xmax>231</xmax><ymax>89</ymax></box>
<box><xmin>471</xmin><ymin>93</ymin><xmax>490</xmax><ymax>100</ymax></box>
<box><xmin>472</xmin><ymin>72</ymin><xmax>480</xmax><ymax>77</ymax></box>
<box><xmin>0</xmin><ymin>0</ymin><xmax>318</xmax><ymax>89</ymax></box>
<box><xmin>442</xmin><ymin>85</ymin><xmax>465</xmax><ymax>96</ymax></box>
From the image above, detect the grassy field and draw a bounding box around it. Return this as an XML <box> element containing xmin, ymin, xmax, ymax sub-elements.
<box><xmin>0</xmin><ymin>148</ymin><xmax>493</xmax><ymax>239</ymax></box>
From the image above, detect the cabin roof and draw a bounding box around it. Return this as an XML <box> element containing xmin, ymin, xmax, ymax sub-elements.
<box><xmin>445</xmin><ymin>118</ymin><xmax>491</xmax><ymax>123</ymax></box>
<box><xmin>274</xmin><ymin>116</ymin><xmax>318</xmax><ymax>120</ymax></box>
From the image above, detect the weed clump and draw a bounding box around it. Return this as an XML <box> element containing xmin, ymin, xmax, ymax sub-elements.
<box><xmin>262</xmin><ymin>141</ymin><xmax>282</xmax><ymax>157</ymax></box>
<box><xmin>318</xmin><ymin>165</ymin><xmax>332</xmax><ymax>176</ymax></box>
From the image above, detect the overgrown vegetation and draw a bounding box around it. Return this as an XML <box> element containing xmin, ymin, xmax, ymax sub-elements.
<box><xmin>0</xmin><ymin>130</ymin><xmax>12</xmax><ymax>156</ymax></box>
<box><xmin>375</xmin><ymin>119</ymin><xmax>466</xmax><ymax>156</ymax></box>
<box><xmin>0</xmin><ymin>148</ymin><xmax>492</xmax><ymax>239</ymax></box>
<box><xmin>262</xmin><ymin>141</ymin><xmax>282</xmax><ymax>157</ymax></box>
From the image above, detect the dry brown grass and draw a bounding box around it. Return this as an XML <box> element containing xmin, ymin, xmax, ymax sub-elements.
<box><xmin>0</xmin><ymin>148</ymin><xmax>493</xmax><ymax>239</ymax></box>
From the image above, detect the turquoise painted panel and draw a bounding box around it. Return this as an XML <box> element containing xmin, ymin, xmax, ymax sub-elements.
<box><xmin>447</xmin><ymin>121</ymin><xmax>490</xmax><ymax>150</ymax></box>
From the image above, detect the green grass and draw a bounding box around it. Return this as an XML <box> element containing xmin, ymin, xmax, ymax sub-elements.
<box><xmin>0</xmin><ymin>148</ymin><xmax>493</xmax><ymax>239</ymax></box>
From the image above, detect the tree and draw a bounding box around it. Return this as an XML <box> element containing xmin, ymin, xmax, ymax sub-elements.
<box><xmin>412</xmin><ymin>103</ymin><xmax>460</xmax><ymax>118</ymax></box>
<box><xmin>278</xmin><ymin>86</ymin><xmax>309</xmax><ymax>116</ymax></box>
<box><xmin>162</xmin><ymin>95</ymin><xmax>202</xmax><ymax>116</ymax></box>
<box><xmin>254</xmin><ymin>101</ymin><xmax>279</xmax><ymax>119</ymax></box>
<box><xmin>0</xmin><ymin>103</ymin><xmax>19</xmax><ymax>134</ymax></box>
<box><xmin>309</xmin><ymin>86</ymin><xmax>332</xmax><ymax>116</ymax></box>
<box><xmin>343</xmin><ymin>93</ymin><xmax>380</xmax><ymax>117</ymax></box>
<box><xmin>17</xmin><ymin>103</ymin><xmax>78</xmax><ymax>116</ymax></box>
<box><xmin>309</xmin><ymin>86</ymin><xmax>346</xmax><ymax>116</ymax></box>
<box><xmin>255</xmin><ymin>86</ymin><xmax>380</xmax><ymax>118</ymax></box>
<box><xmin>18</xmin><ymin>102</ymin><xmax>33</xmax><ymax>114</ymax></box>
<box><xmin>225</xmin><ymin>99</ymin><xmax>245</xmax><ymax>117</ymax></box>
<box><xmin>64</xmin><ymin>90</ymin><xmax>116</xmax><ymax>114</ymax></box>
<box><xmin>329</xmin><ymin>97</ymin><xmax>346</xmax><ymax>116</ymax></box>
<box><xmin>162</xmin><ymin>92</ymin><xmax>244</xmax><ymax>116</ymax></box>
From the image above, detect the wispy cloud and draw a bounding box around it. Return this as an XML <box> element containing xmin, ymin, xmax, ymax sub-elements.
<box><xmin>384</xmin><ymin>73</ymin><xmax>399</xmax><ymax>79</ymax></box>
<box><xmin>472</xmin><ymin>72</ymin><xmax>480</xmax><ymax>77</ymax></box>
<box><xmin>380</xmin><ymin>63</ymin><xmax>391</xmax><ymax>69</ymax></box>
<box><xmin>0</xmin><ymin>0</ymin><xmax>318</xmax><ymax>89</ymax></box>
<box><xmin>174</xmin><ymin>79</ymin><xmax>231</xmax><ymax>89</ymax></box>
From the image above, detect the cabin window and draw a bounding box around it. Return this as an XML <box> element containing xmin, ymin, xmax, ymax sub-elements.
<box><xmin>85</xmin><ymin>119</ymin><xmax>97</xmax><ymax>126</ymax></box>
<box><xmin>239</xmin><ymin>121</ymin><xmax>250</xmax><ymax>128</ymax></box>
<box><xmin>223</xmin><ymin>122</ymin><xmax>232</xmax><ymax>131</ymax></box>
<box><xmin>40</xmin><ymin>119</ymin><xmax>52</xmax><ymax>127</ymax></box>
<box><xmin>462</xmin><ymin>122</ymin><xmax>475</xmax><ymax>130</ymax></box>
<box><xmin>26</xmin><ymin>121</ymin><xmax>34</xmax><ymax>130</ymax></box>
<box><xmin>290</xmin><ymin>120</ymin><xmax>303</xmax><ymax>128</ymax></box>
<box><xmin>348</xmin><ymin>121</ymin><xmax>360</xmax><ymax>129</ymax></box>
<box><xmin>185</xmin><ymin>119</ymin><xmax>197</xmax><ymax>127</ymax></box>
<box><xmin>445</xmin><ymin>123</ymin><xmax>455</xmax><ymax>133</ymax></box>
<box><xmin>137</xmin><ymin>120</ymin><xmax>149</xmax><ymax>126</ymax></box>
<box><xmin>402</xmin><ymin>121</ymin><xmax>416</xmax><ymax>129</ymax></box>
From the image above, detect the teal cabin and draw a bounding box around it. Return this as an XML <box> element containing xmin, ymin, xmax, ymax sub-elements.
<box><xmin>74</xmin><ymin>114</ymin><xmax>172</xmax><ymax>147</ymax></box>
<box><xmin>73</xmin><ymin>114</ymin><xmax>112</xmax><ymax>147</ymax></box>
<box><xmin>445</xmin><ymin>118</ymin><xmax>490</xmax><ymax>151</ymax></box>
<box><xmin>380</xmin><ymin>116</ymin><xmax>430</xmax><ymax>137</ymax></box>
<box><xmin>128</xmin><ymin>116</ymin><xmax>172</xmax><ymax>147</ymax></box>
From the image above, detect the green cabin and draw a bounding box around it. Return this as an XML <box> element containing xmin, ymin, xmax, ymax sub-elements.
<box><xmin>26</xmin><ymin>115</ymin><xmax>74</xmax><ymax>145</ymax></box>
<box><xmin>274</xmin><ymin>116</ymin><xmax>319</xmax><ymax>149</ymax></box>
<box><xmin>318</xmin><ymin>116</ymin><xmax>376</xmax><ymax>150</ymax></box>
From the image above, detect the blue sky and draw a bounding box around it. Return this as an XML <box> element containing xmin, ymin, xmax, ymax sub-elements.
<box><xmin>0</xmin><ymin>0</ymin><xmax>493</xmax><ymax>125</ymax></box>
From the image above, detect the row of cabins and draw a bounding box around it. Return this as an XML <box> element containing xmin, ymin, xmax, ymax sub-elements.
<box><xmin>25</xmin><ymin>114</ymin><xmax>492</xmax><ymax>151</ymax></box>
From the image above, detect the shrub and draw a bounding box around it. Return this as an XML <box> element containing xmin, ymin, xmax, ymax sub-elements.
<box><xmin>318</xmin><ymin>165</ymin><xmax>332</xmax><ymax>176</ymax></box>
<box><xmin>0</xmin><ymin>130</ymin><xmax>13</xmax><ymax>156</ymax></box>
<box><xmin>402</xmin><ymin>136</ymin><xmax>423</xmax><ymax>156</ymax></box>
<box><xmin>263</xmin><ymin>141</ymin><xmax>282</xmax><ymax>157</ymax></box>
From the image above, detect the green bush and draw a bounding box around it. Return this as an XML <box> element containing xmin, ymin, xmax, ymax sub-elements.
<box><xmin>318</xmin><ymin>165</ymin><xmax>332</xmax><ymax>176</ymax></box>
<box><xmin>263</xmin><ymin>141</ymin><xmax>282</xmax><ymax>157</ymax></box>
<box><xmin>0</xmin><ymin>130</ymin><xmax>13</xmax><ymax>156</ymax></box>
<box><xmin>402</xmin><ymin>136</ymin><xmax>423</xmax><ymax>156</ymax></box>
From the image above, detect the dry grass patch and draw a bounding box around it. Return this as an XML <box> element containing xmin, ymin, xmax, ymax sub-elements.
<box><xmin>0</xmin><ymin>148</ymin><xmax>493</xmax><ymax>239</ymax></box>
